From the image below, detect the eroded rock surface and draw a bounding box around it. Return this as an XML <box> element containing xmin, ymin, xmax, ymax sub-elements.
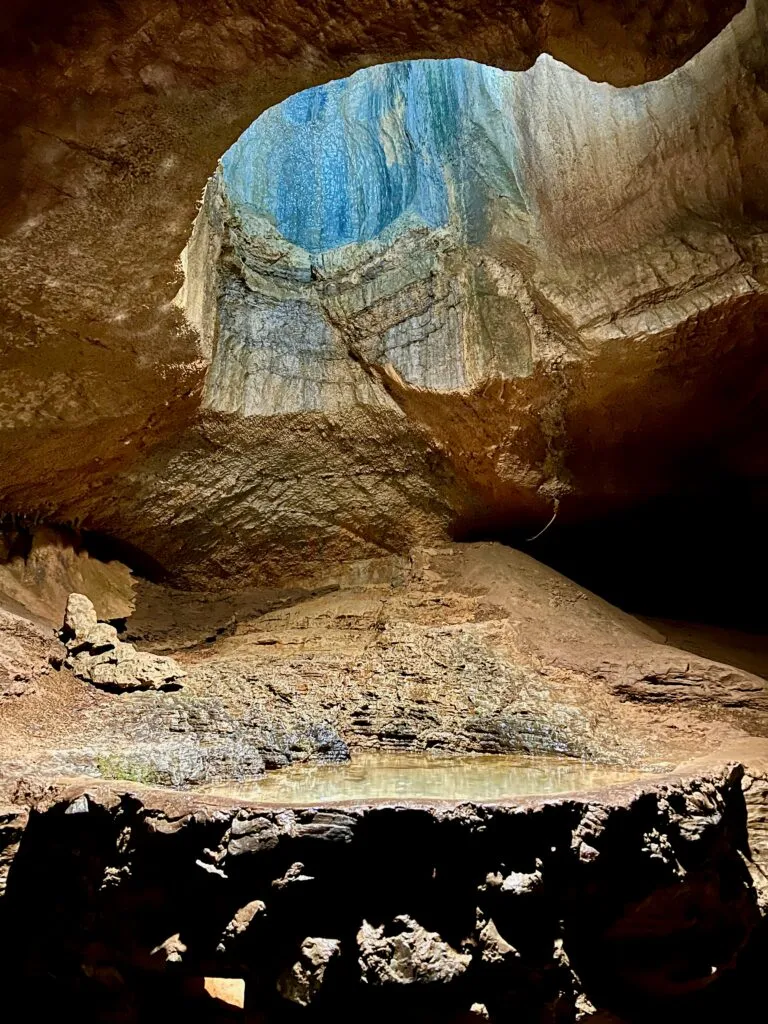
<box><xmin>0</xmin><ymin>2</ymin><xmax>762</xmax><ymax>586</ymax></box>
<box><xmin>278</xmin><ymin>936</ymin><xmax>341</xmax><ymax>1006</ymax></box>
<box><xmin>358</xmin><ymin>916</ymin><xmax>472</xmax><ymax>985</ymax></box>
<box><xmin>1</xmin><ymin>764</ymin><xmax>765</xmax><ymax>1021</ymax></box>
<box><xmin>2</xmin><ymin>544</ymin><xmax>766</xmax><ymax>787</ymax></box>
<box><xmin>60</xmin><ymin>592</ymin><xmax>185</xmax><ymax>692</ymax></box>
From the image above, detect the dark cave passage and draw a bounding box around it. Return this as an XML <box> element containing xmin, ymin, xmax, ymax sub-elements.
<box><xmin>454</xmin><ymin>481</ymin><xmax>768</xmax><ymax>678</ymax></box>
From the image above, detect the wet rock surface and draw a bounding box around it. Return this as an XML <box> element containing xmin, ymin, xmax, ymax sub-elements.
<box><xmin>1</xmin><ymin>543</ymin><xmax>766</xmax><ymax>787</ymax></box>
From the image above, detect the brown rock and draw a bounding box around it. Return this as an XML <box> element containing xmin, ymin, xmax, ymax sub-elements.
<box><xmin>277</xmin><ymin>937</ymin><xmax>341</xmax><ymax>1006</ymax></box>
<box><xmin>357</xmin><ymin>916</ymin><xmax>472</xmax><ymax>985</ymax></box>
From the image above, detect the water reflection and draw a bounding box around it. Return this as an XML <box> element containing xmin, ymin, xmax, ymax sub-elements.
<box><xmin>203</xmin><ymin>752</ymin><xmax>652</xmax><ymax>805</ymax></box>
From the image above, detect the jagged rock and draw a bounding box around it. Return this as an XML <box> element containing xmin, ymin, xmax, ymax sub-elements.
<box><xmin>500</xmin><ymin>865</ymin><xmax>544</xmax><ymax>896</ymax></box>
<box><xmin>277</xmin><ymin>937</ymin><xmax>341</xmax><ymax>1006</ymax></box>
<box><xmin>272</xmin><ymin>862</ymin><xmax>314</xmax><ymax>889</ymax></box>
<box><xmin>357</xmin><ymin>916</ymin><xmax>472</xmax><ymax>985</ymax></box>
<box><xmin>150</xmin><ymin>933</ymin><xmax>187</xmax><ymax>965</ymax></box>
<box><xmin>217</xmin><ymin>899</ymin><xmax>266</xmax><ymax>954</ymax></box>
<box><xmin>1</xmin><ymin>529</ymin><xmax>134</xmax><ymax>628</ymax></box>
<box><xmin>477</xmin><ymin>918</ymin><xmax>519</xmax><ymax>966</ymax></box>
<box><xmin>3</xmin><ymin>764</ymin><xmax>766</xmax><ymax>1019</ymax></box>
<box><xmin>62</xmin><ymin>593</ymin><xmax>98</xmax><ymax>641</ymax></box>
<box><xmin>60</xmin><ymin>593</ymin><xmax>185</xmax><ymax>692</ymax></box>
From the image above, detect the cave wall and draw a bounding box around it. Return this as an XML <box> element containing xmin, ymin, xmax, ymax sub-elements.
<box><xmin>1</xmin><ymin>0</ymin><xmax>765</xmax><ymax>588</ymax></box>
<box><xmin>158</xmin><ymin>2</ymin><xmax>768</xmax><ymax>585</ymax></box>
<box><xmin>2</xmin><ymin>768</ymin><xmax>763</xmax><ymax>1022</ymax></box>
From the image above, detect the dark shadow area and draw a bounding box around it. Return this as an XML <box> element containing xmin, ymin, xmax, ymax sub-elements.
<box><xmin>461</xmin><ymin>484</ymin><xmax>768</xmax><ymax>630</ymax></box>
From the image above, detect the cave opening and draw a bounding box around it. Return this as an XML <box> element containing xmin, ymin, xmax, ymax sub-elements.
<box><xmin>4</xmin><ymin>5</ymin><xmax>768</xmax><ymax>1020</ymax></box>
<box><xmin>173</xmin><ymin>50</ymin><xmax>768</xmax><ymax>657</ymax></box>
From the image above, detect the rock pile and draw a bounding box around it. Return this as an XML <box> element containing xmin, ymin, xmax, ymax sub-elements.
<box><xmin>59</xmin><ymin>593</ymin><xmax>185</xmax><ymax>692</ymax></box>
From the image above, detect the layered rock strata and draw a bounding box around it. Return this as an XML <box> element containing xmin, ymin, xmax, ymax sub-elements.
<box><xmin>0</xmin><ymin>2</ymin><xmax>765</xmax><ymax>585</ymax></box>
<box><xmin>2</xmin><ymin>543</ymin><xmax>767</xmax><ymax>787</ymax></box>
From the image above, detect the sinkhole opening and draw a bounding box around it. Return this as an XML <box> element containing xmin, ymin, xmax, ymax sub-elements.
<box><xmin>217</xmin><ymin>57</ymin><xmax>526</xmax><ymax>255</ymax></box>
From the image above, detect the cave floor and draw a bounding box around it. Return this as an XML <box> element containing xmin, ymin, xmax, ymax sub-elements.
<box><xmin>2</xmin><ymin>542</ymin><xmax>767</xmax><ymax>794</ymax></box>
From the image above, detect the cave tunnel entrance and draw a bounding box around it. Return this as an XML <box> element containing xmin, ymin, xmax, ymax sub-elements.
<box><xmin>498</xmin><ymin>481</ymin><xmax>768</xmax><ymax>678</ymax></box>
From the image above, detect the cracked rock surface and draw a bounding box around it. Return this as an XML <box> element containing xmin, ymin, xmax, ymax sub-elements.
<box><xmin>60</xmin><ymin>593</ymin><xmax>185</xmax><ymax>692</ymax></box>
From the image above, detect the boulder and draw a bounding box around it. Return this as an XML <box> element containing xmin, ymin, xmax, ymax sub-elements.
<box><xmin>60</xmin><ymin>593</ymin><xmax>185</xmax><ymax>692</ymax></box>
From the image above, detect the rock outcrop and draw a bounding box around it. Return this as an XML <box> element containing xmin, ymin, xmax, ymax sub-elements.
<box><xmin>59</xmin><ymin>592</ymin><xmax>185</xmax><ymax>692</ymax></box>
<box><xmin>0</xmin><ymin>527</ymin><xmax>134</xmax><ymax>628</ymax></box>
<box><xmin>278</xmin><ymin>936</ymin><xmax>341</xmax><ymax>1006</ymax></box>
<box><xmin>1</xmin><ymin>763</ymin><xmax>765</xmax><ymax>1021</ymax></box>
<box><xmin>0</xmin><ymin>1</ymin><xmax>763</xmax><ymax>586</ymax></box>
<box><xmin>358</xmin><ymin>916</ymin><xmax>473</xmax><ymax>985</ymax></box>
<box><xmin>2</xmin><ymin>543</ymin><xmax>766</xmax><ymax>790</ymax></box>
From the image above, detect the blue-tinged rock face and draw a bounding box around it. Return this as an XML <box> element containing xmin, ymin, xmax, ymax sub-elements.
<box><xmin>221</xmin><ymin>59</ymin><xmax>525</xmax><ymax>253</ymax></box>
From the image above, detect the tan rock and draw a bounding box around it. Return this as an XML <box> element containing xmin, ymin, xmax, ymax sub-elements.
<box><xmin>277</xmin><ymin>937</ymin><xmax>341</xmax><ymax>1006</ymax></box>
<box><xmin>358</xmin><ymin>915</ymin><xmax>472</xmax><ymax>985</ymax></box>
<box><xmin>62</xmin><ymin>594</ymin><xmax>98</xmax><ymax>641</ymax></box>
<box><xmin>60</xmin><ymin>594</ymin><xmax>185</xmax><ymax>692</ymax></box>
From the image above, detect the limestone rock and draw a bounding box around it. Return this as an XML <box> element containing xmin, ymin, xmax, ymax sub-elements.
<box><xmin>477</xmin><ymin>918</ymin><xmax>519</xmax><ymax>966</ymax></box>
<box><xmin>500</xmin><ymin>866</ymin><xmax>544</xmax><ymax>896</ymax></box>
<box><xmin>357</xmin><ymin>915</ymin><xmax>472</xmax><ymax>985</ymax></box>
<box><xmin>62</xmin><ymin>593</ymin><xmax>98</xmax><ymax>642</ymax></box>
<box><xmin>0</xmin><ymin>2</ymin><xmax>761</xmax><ymax>588</ymax></box>
<box><xmin>277</xmin><ymin>937</ymin><xmax>341</xmax><ymax>1006</ymax></box>
<box><xmin>0</xmin><ymin>528</ymin><xmax>134</xmax><ymax>628</ymax></box>
<box><xmin>217</xmin><ymin>899</ymin><xmax>267</xmax><ymax>954</ymax></box>
<box><xmin>150</xmin><ymin>933</ymin><xmax>187</xmax><ymax>965</ymax></box>
<box><xmin>60</xmin><ymin>593</ymin><xmax>185</xmax><ymax>692</ymax></box>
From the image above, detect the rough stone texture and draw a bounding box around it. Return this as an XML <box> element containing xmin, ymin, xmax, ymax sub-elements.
<box><xmin>358</xmin><ymin>916</ymin><xmax>473</xmax><ymax>985</ymax></box>
<box><xmin>0</xmin><ymin>764</ymin><xmax>765</xmax><ymax>1021</ymax></box>
<box><xmin>278</xmin><ymin>936</ymin><xmax>341</xmax><ymax>1006</ymax></box>
<box><xmin>0</xmin><ymin>605</ymin><xmax>58</xmax><ymax>698</ymax></box>
<box><xmin>60</xmin><ymin>593</ymin><xmax>185</xmax><ymax>692</ymax></box>
<box><xmin>1</xmin><ymin>543</ymin><xmax>766</xmax><ymax>789</ymax></box>
<box><xmin>0</xmin><ymin>527</ymin><xmax>134</xmax><ymax>627</ymax></box>
<box><xmin>61</xmin><ymin>592</ymin><xmax>98</xmax><ymax>641</ymax></box>
<box><xmin>0</xmin><ymin>0</ymin><xmax>759</xmax><ymax>587</ymax></box>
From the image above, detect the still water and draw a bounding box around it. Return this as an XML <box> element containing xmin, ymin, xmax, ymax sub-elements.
<box><xmin>203</xmin><ymin>752</ymin><xmax>653</xmax><ymax>805</ymax></box>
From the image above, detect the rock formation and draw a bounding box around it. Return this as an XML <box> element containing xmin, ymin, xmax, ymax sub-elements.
<box><xmin>358</xmin><ymin>916</ymin><xmax>473</xmax><ymax>985</ymax></box>
<box><xmin>3</xmin><ymin>1</ymin><xmax>768</xmax><ymax>1020</ymax></box>
<box><xmin>2</xmin><ymin>762</ymin><xmax>766</xmax><ymax>1021</ymax></box>
<box><xmin>59</xmin><ymin>592</ymin><xmax>185</xmax><ymax>692</ymax></box>
<box><xmin>0</xmin><ymin>1</ymin><xmax>763</xmax><ymax>585</ymax></box>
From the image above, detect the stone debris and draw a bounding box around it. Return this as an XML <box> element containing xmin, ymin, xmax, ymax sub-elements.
<box><xmin>357</xmin><ymin>915</ymin><xmax>472</xmax><ymax>985</ymax></box>
<box><xmin>277</xmin><ymin>937</ymin><xmax>341</xmax><ymax>1006</ymax></box>
<box><xmin>60</xmin><ymin>593</ymin><xmax>185</xmax><ymax>692</ymax></box>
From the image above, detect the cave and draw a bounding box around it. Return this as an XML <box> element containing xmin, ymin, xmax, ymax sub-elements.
<box><xmin>2</xmin><ymin>1</ymin><xmax>768</xmax><ymax>1021</ymax></box>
